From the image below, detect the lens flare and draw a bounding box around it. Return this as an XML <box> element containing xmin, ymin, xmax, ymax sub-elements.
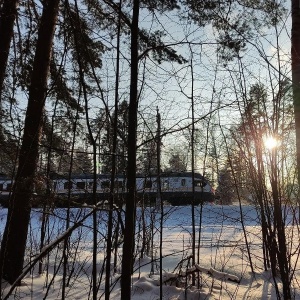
<box><xmin>264</xmin><ymin>136</ymin><xmax>279</xmax><ymax>149</ymax></box>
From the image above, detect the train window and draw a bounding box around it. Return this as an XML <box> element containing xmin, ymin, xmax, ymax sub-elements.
<box><xmin>6</xmin><ymin>183</ymin><xmax>12</xmax><ymax>191</ymax></box>
<box><xmin>76</xmin><ymin>182</ymin><xmax>85</xmax><ymax>189</ymax></box>
<box><xmin>163</xmin><ymin>180</ymin><xmax>169</xmax><ymax>189</ymax></box>
<box><xmin>88</xmin><ymin>182</ymin><xmax>94</xmax><ymax>189</ymax></box>
<box><xmin>64</xmin><ymin>181</ymin><xmax>73</xmax><ymax>190</ymax></box>
<box><xmin>144</xmin><ymin>180</ymin><xmax>152</xmax><ymax>188</ymax></box>
<box><xmin>0</xmin><ymin>184</ymin><xmax>3</xmax><ymax>191</ymax></box>
<box><xmin>101</xmin><ymin>181</ymin><xmax>110</xmax><ymax>189</ymax></box>
<box><xmin>181</xmin><ymin>179</ymin><xmax>186</xmax><ymax>187</ymax></box>
<box><xmin>114</xmin><ymin>180</ymin><xmax>124</xmax><ymax>189</ymax></box>
<box><xmin>194</xmin><ymin>180</ymin><xmax>207</xmax><ymax>187</ymax></box>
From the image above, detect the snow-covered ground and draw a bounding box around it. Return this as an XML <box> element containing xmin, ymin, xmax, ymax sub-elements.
<box><xmin>1</xmin><ymin>203</ymin><xmax>299</xmax><ymax>299</ymax></box>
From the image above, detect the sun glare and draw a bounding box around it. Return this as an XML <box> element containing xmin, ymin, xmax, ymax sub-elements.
<box><xmin>264</xmin><ymin>136</ymin><xmax>279</xmax><ymax>150</ymax></box>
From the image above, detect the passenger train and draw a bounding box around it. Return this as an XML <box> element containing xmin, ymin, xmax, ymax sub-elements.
<box><xmin>0</xmin><ymin>172</ymin><xmax>215</xmax><ymax>207</ymax></box>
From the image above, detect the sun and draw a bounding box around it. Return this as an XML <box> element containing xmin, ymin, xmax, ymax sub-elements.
<box><xmin>263</xmin><ymin>136</ymin><xmax>279</xmax><ymax>150</ymax></box>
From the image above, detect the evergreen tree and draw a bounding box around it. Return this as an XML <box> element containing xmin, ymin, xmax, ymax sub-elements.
<box><xmin>167</xmin><ymin>151</ymin><xmax>187</xmax><ymax>172</ymax></box>
<box><xmin>101</xmin><ymin>100</ymin><xmax>128</xmax><ymax>174</ymax></box>
<box><xmin>0</xmin><ymin>0</ymin><xmax>60</xmax><ymax>284</ymax></box>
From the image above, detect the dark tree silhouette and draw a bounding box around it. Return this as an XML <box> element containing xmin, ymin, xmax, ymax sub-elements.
<box><xmin>292</xmin><ymin>0</ymin><xmax>300</xmax><ymax>208</ymax></box>
<box><xmin>0</xmin><ymin>0</ymin><xmax>19</xmax><ymax>98</ymax></box>
<box><xmin>0</xmin><ymin>0</ymin><xmax>60</xmax><ymax>284</ymax></box>
<box><xmin>120</xmin><ymin>0</ymin><xmax>140</xmax><ymax>298</ymax></box>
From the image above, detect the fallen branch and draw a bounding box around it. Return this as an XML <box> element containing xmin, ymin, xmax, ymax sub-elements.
<box><xmin>206</xmin><ymin>266</ymin><xmax>240</xmax><ymax>283</ymax></box>
<box><xmin>160</xmin><ymin>264</ymin><xmax>240</xmax><ymax>286</ymax></box>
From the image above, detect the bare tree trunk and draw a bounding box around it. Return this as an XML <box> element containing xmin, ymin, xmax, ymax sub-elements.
<box><xmin>121</xmin><ymin>0</ymin><xmax>139</xmax><ymax>298</ymax></box>
<box><xmin>189</xmin><ymin>46</ymin><xmax>196</xmax><ymax>286</ymax></box>
<box><xmin>0</xmin><ymin>0</ymin><xmax>19</xmax><ymax>98</ymax></box>
<box><xmin>156</xmin><ymin>108</ymin><xmax>163</xmax><ymax>298</ymax></box>
<box><xmin>105</xmin><ymin>0</ymin><xmax>122</xmax><ymax>297</ymax></box>
<box><xmin>0</xmin><ymin>0</ymin><xmax>60</xmax><ymax>284</ymax></box>
<box><xmin>292</xmin><ymin>0</ymin><xmax>300</xmax><ymax>218</ymax></box>
<box><xmin>269</xmin><ymin>151</ymin><xmax>291</xmax><ymax>300</ymax></box>
<box><xmin>78</xmin><ymin>56</ymin><xmax>99</xmax><ymax>300</ymax></box>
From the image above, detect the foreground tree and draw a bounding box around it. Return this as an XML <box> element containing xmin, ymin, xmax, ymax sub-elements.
<box><xmin>291</xmin><ymin>0</ymin><xmax>300</xmax><ymax>210</ymax></box>
<box><xmin>120</xmin><ymin>0</ymin><xmax>140</xmax><ymax>297</ymax></box>
<box><xmin>0</xmin><ymin>0</ymin><xmax>19</xmax><ymax>98</ymax></box>
<box><xmin>0</xmin><ymin>0</ymin><xmax>60</xmax><ymax>284</ymax></box>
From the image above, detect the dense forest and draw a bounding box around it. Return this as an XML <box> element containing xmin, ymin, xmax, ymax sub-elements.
<box><xmin>0</xmin><ymin>0</ymin><xmax>300</xmax><ymax>299</ymax></box>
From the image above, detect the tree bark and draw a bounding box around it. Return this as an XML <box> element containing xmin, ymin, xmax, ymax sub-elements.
<box><xmin>105</xmin><ymin>0</ymin><xmax>122</xmax><ymax>298</ymax></box>
<box><xmin>292</xmin><ymin>0</ymin><xmax>300</xmax><ymax>213</ymax></box>
<box><xmin>121</xmin><ymin>0</ymin><xmax>139</xmax><ymax>298</ymax></box>
<box><xmin>0</xmin><ymin>0</ymin><xmax>19</xmax><ymax>98</ymax></box>
<box><xmin>0</xmin><ymin>0</ymin><xmax>60</xmax><ymax>284</ymax></box>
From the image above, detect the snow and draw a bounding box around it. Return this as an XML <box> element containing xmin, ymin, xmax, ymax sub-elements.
<box><xmin>0</xmin><ymin>203</ymin><xmax>300</xmax><ymax>299</ymax></box>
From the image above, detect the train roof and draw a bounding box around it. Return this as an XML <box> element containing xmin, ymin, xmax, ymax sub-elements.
<box><xmin>50</xmin><ymin>173</ymin><xmax>116</xmax><ymax>180</ymax></box>
<box><xmin>50</xmin><ymin>171</ymin><xmax>206</xmax><ymax>180</ymax></box>
<box><xmin>159</xmin><ymin>172</ymin><xmax>205</xmax><ymax>179</ymax></box>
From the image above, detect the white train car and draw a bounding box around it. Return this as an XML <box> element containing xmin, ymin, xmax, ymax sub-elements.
<box><xmin>136</xmin><ymin>172</ymin><xmax>214</xmax><ymax>205</ymax></box>
<box><xmin>51</xmin><ymin>172</ymin><xmax>214</xmax><ymax>206</ymax></box>
<box><xmin>0</xmin><ymin>172</ymin><xmax>215</xmax><ymax>207</ymax></box>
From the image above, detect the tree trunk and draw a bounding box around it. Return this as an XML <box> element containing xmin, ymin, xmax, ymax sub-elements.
<box><xmin>121</xmin><ymin>0</ymin><xmax>139</xmax><ymax>298</ymax></box>
<box><xmin>292</xmin><ymin>0</ymin><xmax>300</xmax><ymax>215</ymax></box>
<box><xmin>0</xmin><ymin>0</ymin><xmax>19</xmax><ymax>97</ymax></box>
<box><xmin>105</xmin><ymin>0</ymin><xmax>122</xmax><ymax>298</ymax></box>
<box><xmin>0</xmin><ymin>0</ymin><xmax>60</xmax><ymax>284</ymax></box>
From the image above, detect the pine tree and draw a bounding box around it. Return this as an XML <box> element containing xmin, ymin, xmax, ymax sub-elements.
<box><xmin>0</xmin><ymin>0</ymin><xmax>60</xmax><ymax>284</ymax></box>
